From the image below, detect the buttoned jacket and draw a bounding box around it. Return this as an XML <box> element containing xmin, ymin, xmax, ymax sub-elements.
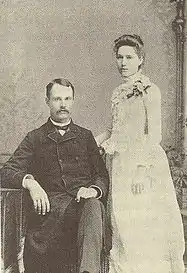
<box><xmin>1</xmin><ymin>119</ymin><xmax>109</xmax><ymax>202</ymax></box>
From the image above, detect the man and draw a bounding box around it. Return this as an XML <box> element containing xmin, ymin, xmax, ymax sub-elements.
<box><xmin>1</xmin><ymin>78</ymin><xmax>109</xmax><ymax>273</ymax></box>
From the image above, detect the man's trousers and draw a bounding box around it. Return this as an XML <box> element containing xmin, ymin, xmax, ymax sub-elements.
<box><xmin>23</xmin><ymin>193</ymin><xmax>104</xmax><ymax>273</ymax></box>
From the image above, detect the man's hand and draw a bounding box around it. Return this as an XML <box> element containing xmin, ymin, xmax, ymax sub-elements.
<box><xmin>75</xmin><ymin>187</ymin><xmax>98</xmax><ymax>203</ymax></box>
<box><xmin>24</xmin><ymin>179</ymin><xmax>50</xmax><ymax>215</ymax></box>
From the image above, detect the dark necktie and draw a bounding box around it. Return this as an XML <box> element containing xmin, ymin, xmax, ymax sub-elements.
<box><xmin>54</xmin><ymin>124</ymin><xmax>69</xmax><ymax>131</ymax></box>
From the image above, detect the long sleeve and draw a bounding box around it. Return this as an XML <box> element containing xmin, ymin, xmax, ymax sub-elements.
<box><xmin>87</xmin><ymin>131</ymin><xmax>109</xmax><ymax>201</ymax></box>
<box><xmin>100</xmin><ymin>105</ymin><xmax>114</xmax><ymax>153</ymax></box>
<box><xmin>140</xmin><ymin>84</ymin><xmax>162</xmax><ymax>167</ymax></box>
<box><xmin>1</xmin><ymin>132</ymin><xmax>35</xmax><ymax>188</ymax></box>
<box><xmin>106</xmin><ymin>110</ymin><xmax>113</xmax><ymax>133</ymax></box>
<box><xmin>145</xmin><ymin>83</ymin><xmax>162</xmax><ymax>146</ymax></box>
<box><xmin>95</xmin><ymin>111</ymin><xmax>112</xmax><ymax>146</ymax></box>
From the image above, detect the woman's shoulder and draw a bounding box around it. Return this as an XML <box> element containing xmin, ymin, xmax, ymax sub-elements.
<box><xmin>111</xmin><ymin>85</ymin><xmax>123</xmax><ymax>103</ymax></box>
<box><xmin>111</xmin><ymin>74</ymin><xmax>161</xmax><ymax>102</ymax></box>
<box><xmin>145</xmin><ymin>81</ymin><xmax>161</xmax><ymax>101</ymax></box>
<box><xmin>141</xmin><ymin>74</ymin><xmax>159</xmax><ymax>91</ymax></box>
<box><xmin>138</xmin><ymin>74</ymin><xmax>160</xmax><ymax>99</ymax></box>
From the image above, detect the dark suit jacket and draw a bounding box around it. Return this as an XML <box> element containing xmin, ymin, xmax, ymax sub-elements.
<box><xmin>1</xmin><ymin>119</ymin><xmax>109</xmax><ymax>202</ymax></box>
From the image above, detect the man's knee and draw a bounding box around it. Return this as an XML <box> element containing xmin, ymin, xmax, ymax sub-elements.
<box><xmin>82</xmin><ymin>198</ymin><xmax>103</xmax><ymax>215</ymax></box>
<box><xmin>78</xmin><ymin>198</ymin><xmax>103</xmax><ymax>243</ymax></box>
<box><xmin>79</xmin><ymin>198</ymin><xmax>104</xmax><ymax>229</ymax></box>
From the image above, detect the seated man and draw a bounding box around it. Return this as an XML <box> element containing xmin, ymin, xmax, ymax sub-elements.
<box><xmin>1</xmin><ymin>78</ymin><xmax>109</xmax><ymax>273</ymax></box>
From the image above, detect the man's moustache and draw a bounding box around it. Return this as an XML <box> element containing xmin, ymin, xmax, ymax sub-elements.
<box><xmin>57</xmin><ymin>109</ymin><xmax>69</xmax><ymax>113</ymax></box>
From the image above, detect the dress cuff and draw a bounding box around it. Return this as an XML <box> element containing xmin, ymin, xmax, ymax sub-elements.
<box><xmin>89</xmin><ymin>185</ymin><xmax>103</xmax><ymax>199</ymax></box>
<box><xmin>22</xmin><ymin>174</ymin><xmax>35</xmax><ymax>188</ymax></box>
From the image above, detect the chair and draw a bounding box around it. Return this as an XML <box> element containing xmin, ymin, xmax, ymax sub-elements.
<box><xmin>1</xmin><ymin>153</ymin><xmax>112</xmax><ymax>273</ymax></box>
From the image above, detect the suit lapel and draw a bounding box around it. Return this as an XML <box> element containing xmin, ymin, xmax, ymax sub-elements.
<box><xmin>45</xmin><ymin>119</ymin><xmax>81</xmax><ymax>143</ymax></box>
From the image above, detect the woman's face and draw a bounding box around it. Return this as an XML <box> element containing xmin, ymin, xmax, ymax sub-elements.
<box><xmin>116</xmin><ymin>45</ymin><xmax>143</xmax><ymax>78</ymax></box>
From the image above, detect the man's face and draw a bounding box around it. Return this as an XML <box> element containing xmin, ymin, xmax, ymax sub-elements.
<box><xmin>46</xmin><ymin>83</ymin><xmax>74</xmax><ymax>123</ymax></box>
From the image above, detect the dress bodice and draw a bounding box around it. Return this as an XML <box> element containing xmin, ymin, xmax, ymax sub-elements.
<box><xmin>103</xmin><ymin>73</ymin><xmax>159</xmax><ymax>155</ymax></box>
<box><xmin>112</xmin><ymin>81</ymin><xmax>149</xmax><ymax>146</ymax></box>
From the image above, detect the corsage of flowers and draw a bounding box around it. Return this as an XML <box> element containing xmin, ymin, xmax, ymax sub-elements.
<box><xmin>126</xmin><ymin>80</ymin><xmax>150</xmax><ymax>99</ymax></box>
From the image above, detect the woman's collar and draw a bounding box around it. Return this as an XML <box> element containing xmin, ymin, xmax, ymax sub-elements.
<box><xmin>121</xmin><ymin>70</ymin><xmax>142</xmax><ymax>86</ymax></box>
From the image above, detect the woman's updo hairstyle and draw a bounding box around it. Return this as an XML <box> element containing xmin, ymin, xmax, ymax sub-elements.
<box><xmin>113</xmin><ymin>34</ymin><xmax>145</xmax><ymax>68</ymax></box>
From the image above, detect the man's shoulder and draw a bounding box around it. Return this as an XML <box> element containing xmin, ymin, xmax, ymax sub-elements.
<box><xmin>72</xmin><ymin>123</ymin><xmax>92</xmax><ymax>136</ymax></box>
<box><xmin>27</xmin><ymin>121</ymin><xmax>93</xmax><ymax>137</ymax></box>
<box><xmin>26</xmin><ymin>121</ymin><xmax>94</xmax><ymax>141</ymax></box>
<box><xmin>27</xmin><ymin>121</ymin><xmax>48</xmax><ymax>135</ymax></box>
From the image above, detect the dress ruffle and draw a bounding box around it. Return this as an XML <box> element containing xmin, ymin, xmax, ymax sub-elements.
<box><xmin>106</xmin><ymin>72</ymin><xmax>185</xmax><ymax>273</ymax></box>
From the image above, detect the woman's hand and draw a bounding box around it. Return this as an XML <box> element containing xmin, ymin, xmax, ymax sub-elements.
<box><xmin>131</xmin><ymin>166</ymin><xmax>150</xmax><ymax>195</ymax></box>
<box><xmin>95</xmin><ymin>136</ymin><xmax>101</xmax><ymax>146</ymax></box>
<box><xmin>95</xmin><ymin>130</ymin><xmax>111</xmax><ymax>147</ymax></box>
<box><xmin>131</xmin><ymin>181</ymin><xmax>144</xmax><ymax>195</ymax></box>
<box><xmin>98</xmin><ymin>145</ymin><xmax>105</xmax><ymax>156</ymax></box>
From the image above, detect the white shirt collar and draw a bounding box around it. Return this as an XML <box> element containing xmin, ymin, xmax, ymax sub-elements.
<box><xmin>50</xmin><ymin>117</ymin><xmax>71</xmax><ymax>127</ymax></box>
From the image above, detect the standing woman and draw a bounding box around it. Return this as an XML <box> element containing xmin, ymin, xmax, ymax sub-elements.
<box><xmin>96</xmin><ymin>34</ymin><xmax>185</xmax><ymax>273</ymax></box>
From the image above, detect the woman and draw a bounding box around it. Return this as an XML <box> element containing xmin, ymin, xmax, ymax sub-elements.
<box><xmin>96</xmin><ymin>34</ymin><xmax>185</xmax><ymax>273</ymax></box>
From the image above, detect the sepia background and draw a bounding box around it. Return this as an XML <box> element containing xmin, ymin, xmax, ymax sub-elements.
<box><xmin>0</xmin><ymin>0</ymin><xmax>183</xmax><ymax>156</ymax></box>
<box><xmin>1</xmin><ymin>1</ymin><xmax>187</xmax><ymax>272</ymax></box>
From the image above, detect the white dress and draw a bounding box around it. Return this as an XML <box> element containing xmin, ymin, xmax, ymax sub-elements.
<box><xmin>102</xmin><ymin>73</ymin><xmax>185</xmax><ymax>273</ymax></box>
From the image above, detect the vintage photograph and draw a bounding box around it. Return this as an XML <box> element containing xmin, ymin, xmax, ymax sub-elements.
<box><xmin>1</xmin><ymin>0</ymin><xmax>187</xmax><ymax>273</ymax></box>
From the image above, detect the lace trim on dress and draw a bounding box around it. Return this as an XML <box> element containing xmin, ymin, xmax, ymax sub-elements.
<box><xmin>102</xmin><ymin>74</ymin><xmax>152</xmax><ymax>155</ymax></box>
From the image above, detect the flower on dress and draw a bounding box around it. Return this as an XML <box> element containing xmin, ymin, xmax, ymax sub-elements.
<box><xmin>111</xmin><ymin>74</ymin><xmax>151</xmax><ymax>107</ymax></box>
<box><xmin>126</xmin><ymin>79</ymin><xmax>150</xmax><ymax>99</ymax></box>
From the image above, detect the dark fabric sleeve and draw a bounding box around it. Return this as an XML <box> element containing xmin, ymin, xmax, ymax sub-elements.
<box><xmin>1</xmin><ymin>132</ymin><xmax>35</xmax><ymax>188</ymax></box>
<box><xmin>87</xmin><ymin>130</ymin><xmax>109</xmax><ymax>201</ymax></box>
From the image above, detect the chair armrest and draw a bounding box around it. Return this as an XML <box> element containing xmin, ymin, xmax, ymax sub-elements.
<box><xmin>1</xmin><ymin>187</ymin><xmax>25</xmax><ymax>273</ymax></box>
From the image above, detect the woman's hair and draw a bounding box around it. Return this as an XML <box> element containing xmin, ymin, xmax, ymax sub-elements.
<box><xmin>113</xmin><ymin>34</ymin><xmax>145</xmax><ymax>65</ymax></box>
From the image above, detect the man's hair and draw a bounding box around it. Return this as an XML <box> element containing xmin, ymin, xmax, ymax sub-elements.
<box><xmin>46</xmin><ymin>78</ymin><xmax>75</xmax><ymax>99</ymax></box>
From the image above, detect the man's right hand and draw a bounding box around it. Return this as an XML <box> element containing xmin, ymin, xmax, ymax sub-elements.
<box><xmin>24</xmin><ymin>179</ymin><xmax>50</xmax><ymax>215</ymax></box>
